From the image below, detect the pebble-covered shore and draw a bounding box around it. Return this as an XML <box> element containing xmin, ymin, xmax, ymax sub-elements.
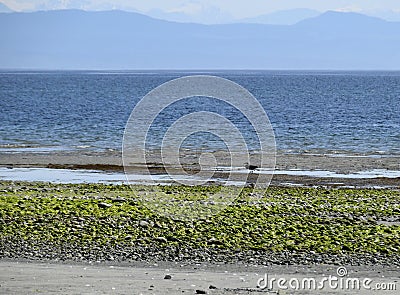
<box><xmin>1</xmin><ymin>181</ymin><xmax>399</xmax><ymax>267</ymax></box>
<box><xmin>2</xmin><ymin>236</ymin><xmax>400</xmax><ymax>267</ymax></box>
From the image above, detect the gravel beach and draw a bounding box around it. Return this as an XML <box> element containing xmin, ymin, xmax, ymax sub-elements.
<box><xmin>1</xmin><ymin>151</ymin><xmax>399</xmax><ymax>294</ymax></box>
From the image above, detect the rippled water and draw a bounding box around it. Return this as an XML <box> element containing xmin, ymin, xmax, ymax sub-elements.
<box><xmin>1</xmin><ymin>70</ymin><xmax>399</xmax><ymax>155</ymax></box>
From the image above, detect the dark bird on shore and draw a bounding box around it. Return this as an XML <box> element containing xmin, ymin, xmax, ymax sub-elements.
<box><xmin>244</xmin><ymin>163</ymin><xmax>258</xmax><ymax>171</ymax></box>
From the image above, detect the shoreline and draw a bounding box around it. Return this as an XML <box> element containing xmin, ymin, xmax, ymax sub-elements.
<box><xmin>2</xmin><ymin>150</ymin><xmax>400</xmax><ymax>173</ymax></box>
<box><xmin>1</xmin><ymin>167</ymin><xmax>400</xmax><ymax>189</ymax></box>
<box><xmin>1</xmin><ymin>151</ymin><xmax>399</xmax><ymax>188</ymax></box>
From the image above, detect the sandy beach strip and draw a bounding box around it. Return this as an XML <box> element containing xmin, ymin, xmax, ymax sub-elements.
<box><xmin>1</xmin><ymin>151</ymin><xmax>400</xmax><ymax>173</ymax></box>
<box><xmin>0</xmin><ymin>151</ymin><xmax>399</xmax><ymax>188</ymax></box>
<box><xmin>1</xmin><ymin>260</ymin><xmax>399</xmax><ymax>294</ymax></box>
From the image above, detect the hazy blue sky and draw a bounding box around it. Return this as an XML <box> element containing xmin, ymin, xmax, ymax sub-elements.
<box><xmin>3</xmin><ymin>0</ymin><xmax>400</xmax><ymax>18</ymax></box>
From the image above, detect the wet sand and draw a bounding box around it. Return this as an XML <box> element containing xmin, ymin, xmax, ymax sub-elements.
<box><xmin>1</xmin><ymin>151</ymin><xmax>400</xmax><ymax>173</ymax></box>
<box><xmin>0</xmin><ymin>151</ymin><xmax>399</xmax><ymax>188</ymax></box>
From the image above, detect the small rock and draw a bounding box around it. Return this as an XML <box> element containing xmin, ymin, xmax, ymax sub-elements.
<box><xmin>209</xmin><ymin>285</ymin><xmax>217</xmax><ymax>289</ymax></box>
<box><xmin>196</xmin><ymin>290</ymin><xmax>207</xmax><ymax>294</ymax></box>
<box><xmin>359</xmin><ymin>216</ymin><xmax>368</xmax><ymax>222</ymax></box>
<box><xmin>342</xmin><ymin>245</ymin><xmax>351</xmax><ymax>251</ymax></box>
<box><xmin>167</xmin><ymin>236</ymin><xmax>179</xmax><ymax>242</ymax></box>
<box><xmin>207</xmin><ymin>237</ymin><xmax>223</xmax><ymax>245</ymax></box>
<box><xmin>98</xmin><ymin>202</ymin><xmax>112</xmax><ymax>209</ymax></box>
<box><xmin>155</xmin><ymin>237</ymin><xmax>168</xmax><ymax>243</ymax></box>
<box><xmin>139</xmin><ymin>220</ymin><xmax>150</xmax><ymax>227</ymax></box>
<box><xmin>112</xmin><ymin>197</ymin><xmax>126</xmax><ymax>203</ymax></box>
<box><xmin>164</xmin><ymin>274</ymin><xmax>172</xmax><ymax>280</ymax></box>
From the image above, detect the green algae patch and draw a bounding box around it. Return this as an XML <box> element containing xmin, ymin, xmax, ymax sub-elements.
<box><xmin>0</xmin><ymin>181</ymin><xmax>399</xmax><ymax>256</ymax></box>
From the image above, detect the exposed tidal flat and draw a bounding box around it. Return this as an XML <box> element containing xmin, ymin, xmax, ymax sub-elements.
<box><xmin>1</xmin><ymin>181</ymin><xmax>399</xmax><ymax>267</ymax></box>
<box><xmin>1</xmin><ymin>150</ymin><xmax>400</xmax><ymax>188</ymax></box>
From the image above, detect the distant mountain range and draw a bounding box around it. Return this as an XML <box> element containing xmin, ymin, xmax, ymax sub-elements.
<box><xmin>147</xmin><ymin>8</ymin><xmax>322</xmax><ymax>25</ymax></box>
<box><xmin>1</xmin><ymin>9</ymin><xmax>400</xmax><ymax>70</ymax></box>
<box><xmin>2</xmin><ymin>1</ymin><xmax>400</xmax><ymax>23</ymax></box>
<box><xmin>147</xmin><ymin>6</ymin><xmax>233</xmax><ymax>25</ymax></box>
<box><xmin>238</xmin><ymin>8</ymin><xmax>321</xmax><ymax>25</ymax></box>
<box><xmin>0</xmin><ymin>2</ymin><xmax>12</xmax><ymax>13</ymax></box>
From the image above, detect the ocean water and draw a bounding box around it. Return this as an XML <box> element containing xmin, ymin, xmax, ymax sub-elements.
<box><xmin>1</xmin><ymin>70</ymin><xmax>399</xmax><ymax>156</ymax></box>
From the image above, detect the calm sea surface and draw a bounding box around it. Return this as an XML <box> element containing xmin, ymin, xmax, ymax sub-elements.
<box><xmin>1</xmin><ymin>71</ymin><xmax>399</xmax><ymax>156</ymax></box>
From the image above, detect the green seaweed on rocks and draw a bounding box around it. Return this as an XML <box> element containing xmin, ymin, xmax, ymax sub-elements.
<box><xmin>0</xmin><ymin>181</ymin><xmax>399</xmax><ymax>265</ymax></box>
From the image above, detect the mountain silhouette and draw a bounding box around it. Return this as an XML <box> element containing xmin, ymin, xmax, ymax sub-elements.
<box><xmin>239</xmin><ymin>8</ymin><xmax>320</xmax><ymax>25</ymax></box>
<box><xmin>0</xmin><ymin>2</ymin><xmax>12</xmax><ymax>13</ymax></box>
<box><xmin>1</xmin><ymin>9</ymin><xmax>399</xmax><ymax>69</ymax></box>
